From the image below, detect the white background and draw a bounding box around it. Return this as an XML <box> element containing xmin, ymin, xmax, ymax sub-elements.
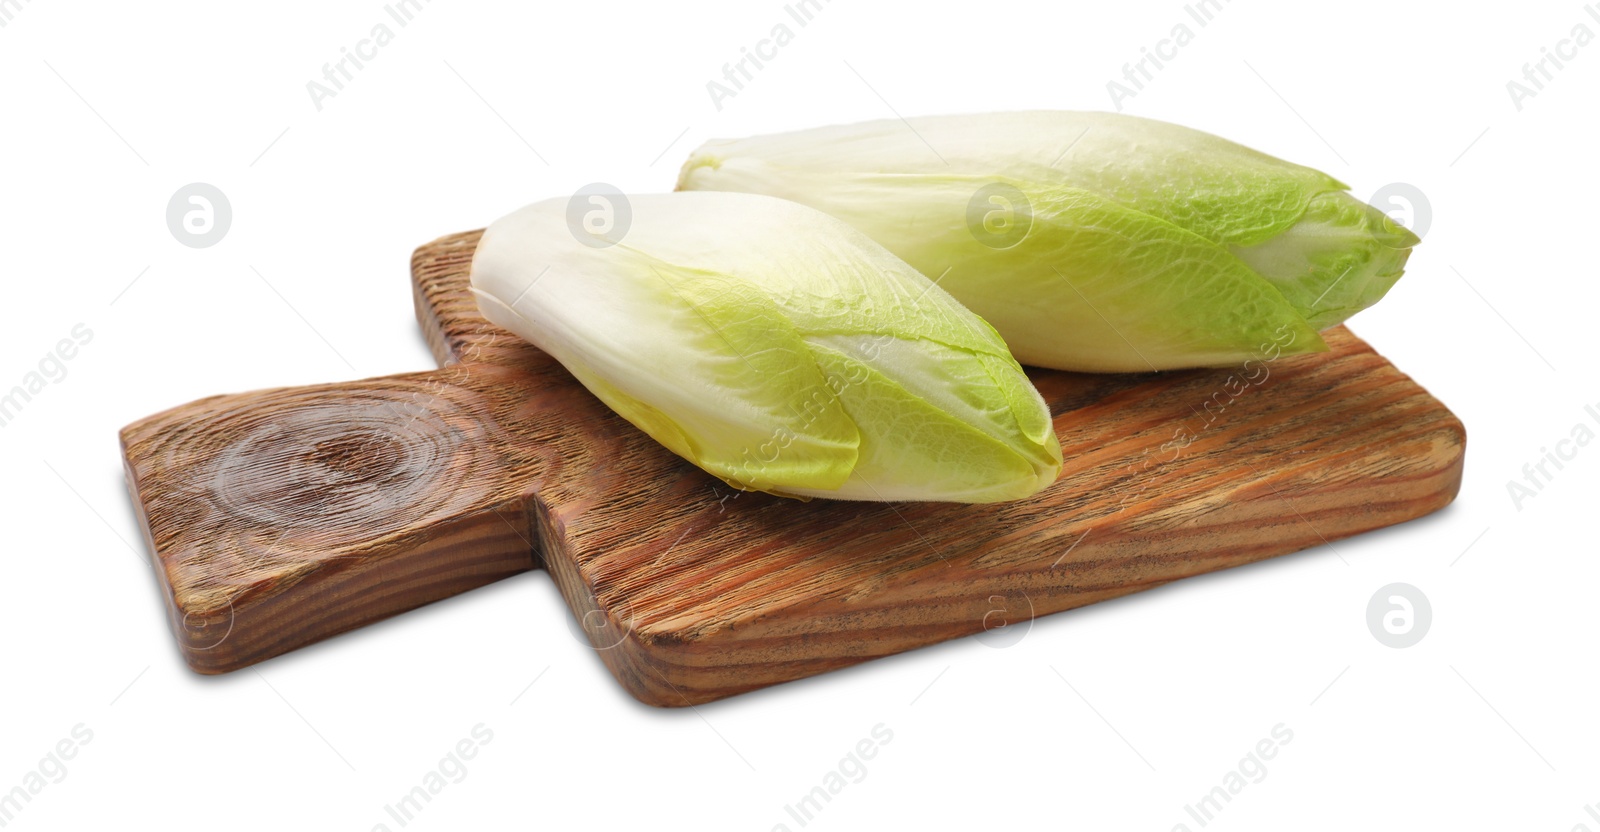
<box><xmin>1</xmin><ymin>1</ymin><xmax>1595</xmax><ymax>829</ymax></box>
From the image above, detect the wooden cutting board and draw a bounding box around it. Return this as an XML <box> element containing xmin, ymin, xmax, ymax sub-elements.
<box><xmin>120</xmin><ymin>230</ymin><xmax>1466</xmax><ymax>706</ymax></box>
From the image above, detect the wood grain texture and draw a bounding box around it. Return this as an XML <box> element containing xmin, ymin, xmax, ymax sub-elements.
<box><xmin>121</xmin><ymin>229</ymin><xmax>1465</xmax><ymax>705</ymax></box>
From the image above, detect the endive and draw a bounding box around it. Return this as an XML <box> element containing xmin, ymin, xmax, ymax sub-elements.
<box><xmin>677</xmin><ymin>111</ymin><xmax>1420</xmax><ymax>372</ymax></box>
<box><xmin>470</xmin><ymin>192</ymin><xmax>1062</xmax><ymax>503</ymax></box>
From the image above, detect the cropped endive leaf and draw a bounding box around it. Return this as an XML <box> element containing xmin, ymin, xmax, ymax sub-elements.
<box><xmin>470</xmin><ymin>192</ymin><xmax>1062</xmax><ymax>503</ymax></box>
<box><xmin>677</xmin><ymin>111</ymin><xmax>1419</xmax><ymax>372</ymax></box>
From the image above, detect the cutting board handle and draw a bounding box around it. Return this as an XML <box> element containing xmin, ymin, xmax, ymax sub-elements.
<box><xmin>121</xmin><ymin>362</ymin><xmax>568</xmax><ymax>673</ymax></box>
